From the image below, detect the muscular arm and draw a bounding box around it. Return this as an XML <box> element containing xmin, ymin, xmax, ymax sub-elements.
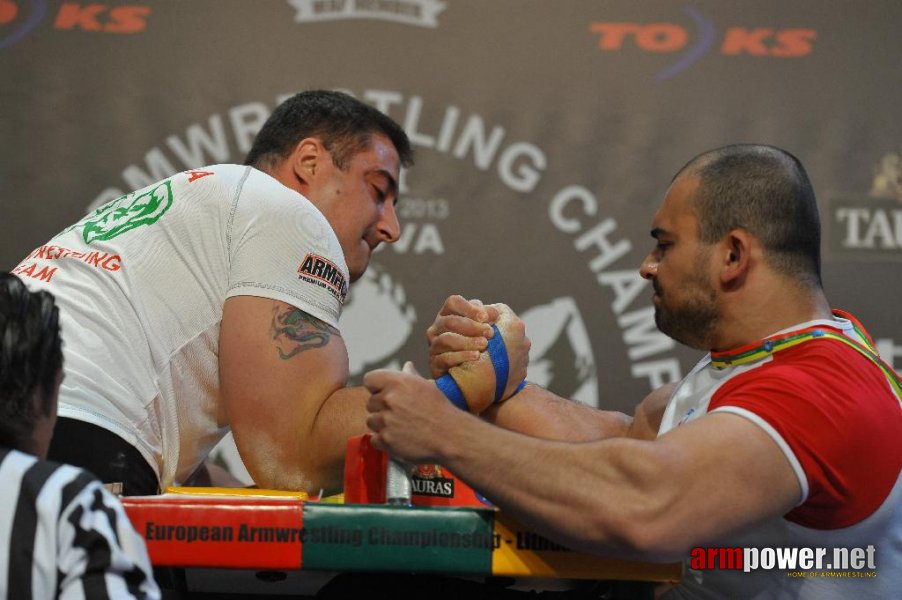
<box><xmin>365</xmin><ymin>371</ymin><xmax>800</xmax><ymax>561</ymax></box>
<box><xmin>219</xmin><ymin>296</ymin><xmax>368</xmax><ymax>494</ymax></box>
<box><xmin>480</xmin><ymin>385</ymin><xmax>631</xmax><ymax>441</ymax></box>
<box><xmin>445</xmin><ymin>412</ymin><xmax>799</xmax><ymax>560</ymax></box>
<box><xmin>481</xmin><ymin>382</ymin><xmax>676</xmax><ymax>442</ymax></box>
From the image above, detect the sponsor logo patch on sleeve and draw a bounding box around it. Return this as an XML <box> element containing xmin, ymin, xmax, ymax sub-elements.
<box><xmin>297</xmin><ymin>253</ymin><xmax>348</xmax><ymax>304</ymax></box>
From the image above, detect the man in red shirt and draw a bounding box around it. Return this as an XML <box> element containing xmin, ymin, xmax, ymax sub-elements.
<box><xmin>364</xmin><ymin>144</ymin><xmax>901</xmax><ymax>598</ymax></box>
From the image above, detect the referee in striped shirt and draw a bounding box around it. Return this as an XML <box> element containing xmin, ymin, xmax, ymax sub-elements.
<box><xmin>0</xmin><ymin>273</ymin><xmax>159</xmax><ymax>599</ymax></box>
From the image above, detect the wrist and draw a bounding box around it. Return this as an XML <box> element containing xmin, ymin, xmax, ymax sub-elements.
<box><xmin>435</xmin><ymin>372</ymin><xmax>469</xmax><ymax>411</ymax></box>
<box><xmin>432</xmin><ymin>405</ymin><xmax>485</xmax><ymax>467</ymax></box>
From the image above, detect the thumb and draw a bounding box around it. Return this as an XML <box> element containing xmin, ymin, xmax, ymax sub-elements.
<box><xmin>402</xmin><ymin>361</ymin><xmax>420</xmax><ymax>376</ymax></box>
<box><xmin>363</xmin><ymin>368</ymin><xmax>393</xmax><ymax>391</ymax></box>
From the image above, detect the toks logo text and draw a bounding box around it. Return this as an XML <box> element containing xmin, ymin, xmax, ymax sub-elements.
<box><xmin>590</xmin><ymin>6</ymin><xmax>816</xmax><ymax>80</ymax></box>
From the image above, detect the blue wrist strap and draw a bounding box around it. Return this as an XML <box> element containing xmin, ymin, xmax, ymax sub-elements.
<box><xmin>486</xmin><ymin>324</ymin><xmax>510</xmax><ymax>403</ymax></box>
<box><xmin>435</xmin><ymin>373</ymin><xmax>468</xmax><ymax>411</ymax></box>
<box><xmin>435</xmin><ymin>323</ymin><xmax>528</xmax><ymax>410</ymax></box>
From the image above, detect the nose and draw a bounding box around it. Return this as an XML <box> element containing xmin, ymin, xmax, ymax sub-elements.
<box><xmin>378</xmin><ymin>201</ymin><xmax>401</xmax><ymax>243</ymax></box>
<box><xmin>639</xmin><ymin>253</ymin><xmax>658</xmax><ymax>280</ymax></box>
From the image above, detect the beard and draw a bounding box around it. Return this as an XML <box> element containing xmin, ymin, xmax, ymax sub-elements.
<box><xmin>653</xmin><ymin>271</ymin><xmax>719</xmax><ymax>351</ymax></box>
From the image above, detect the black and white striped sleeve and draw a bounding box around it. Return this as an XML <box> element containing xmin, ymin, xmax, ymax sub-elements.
<box><xmin>0</xmin><ymin>448</ymin><xmax>161</xmax><ymax>600</ymax></box>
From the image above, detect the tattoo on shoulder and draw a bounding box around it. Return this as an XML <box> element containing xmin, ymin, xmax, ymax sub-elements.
<box><xmin>270</xmin><ymin>304</ymin><xmax>339</xmax><ymax>360</ymax></box>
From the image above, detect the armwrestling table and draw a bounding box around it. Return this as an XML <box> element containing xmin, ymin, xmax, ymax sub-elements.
<box><xmin>121</xmin><ymin>435</ymin><xmax>681</xmax><ymax>598</ymax></box>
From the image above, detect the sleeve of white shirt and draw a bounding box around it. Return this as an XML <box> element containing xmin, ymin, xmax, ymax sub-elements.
<box><xmin>226</xmin><ymin>169</ymin><xmax>348</xmax><ymax>329</ymax></box>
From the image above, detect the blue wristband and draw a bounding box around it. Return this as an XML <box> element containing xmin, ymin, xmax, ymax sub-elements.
<box><xmin>435</xmin><ymin>373</ymin><xmax>468</xmax><ymax>411</ymax></box>
<box><xmin>487</xmin><ymin>324</ymin><xmax>529</xmax><ymax>403</ymax></box>
<box><xmin>486</xmin><ymin>324</ymin><xmax>510</xmax><ymax>403</ymax></box>
<box><xmin>435</xmin><ymin>324</ymin><xmax>527</xmax><ymax>410</ymax></box>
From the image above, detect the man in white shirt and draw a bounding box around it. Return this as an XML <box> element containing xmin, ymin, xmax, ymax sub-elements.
<box><xmin>15</xmin><ymin>90</ymin><xmax>414</xmax><ymax>496</ymax></box>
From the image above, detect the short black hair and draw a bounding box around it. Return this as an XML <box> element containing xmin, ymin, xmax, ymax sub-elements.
<box><xmin>0</xmin><ymin>273</ymin><xmax>63</xmax><ymax>450</ymax></box>
<box><xmin>675</xmin><ymin>144</ymin><xmax>822</xmax><ymax>288</ymax></box>
<box><xmin>244</xmin><ymin>90</ymin><xmax>414</xmax><ymax>171</ymax></box>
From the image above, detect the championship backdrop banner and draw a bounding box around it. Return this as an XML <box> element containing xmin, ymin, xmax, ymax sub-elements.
<box><xmin>2</xmin><ymin>1</ymin><xmax>900</xmax><ymax>433</ymax></box>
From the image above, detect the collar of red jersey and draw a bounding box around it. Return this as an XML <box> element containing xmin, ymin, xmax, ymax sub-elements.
<box><xmin>709</xmin><ymin>309</ymin><xmax>875</xmax><ymax>370</ymax></box>
<box><xmin>708</xmin><ymin>310</ymin><xmax>901</xmax><ymax>405</ymax></box>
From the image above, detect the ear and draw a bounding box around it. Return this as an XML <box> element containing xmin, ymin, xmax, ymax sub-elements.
<box><xmin>289</xmin><ymin>138</ymin><xmax>325</xmax><ymax>190</ymax></box>
<box><xmin>719</xmin><ymin>228</ymin><xmax>752</xmax><ymax>287</ymax></box>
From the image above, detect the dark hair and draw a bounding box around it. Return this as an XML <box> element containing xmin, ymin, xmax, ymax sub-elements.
<box><xmin>0</xmin><ymin>273</ymin><xmax>63</xmax><ymax>450</ymax></box>
<box><xmin>244</xmin><ymin>90</ymin><xmax>414</xmax><ymax>171</ymax></box>
<box><xmin>675</xmin><ymin>144</ymin><xmax>822</xmax><ymax>288</ymax></box>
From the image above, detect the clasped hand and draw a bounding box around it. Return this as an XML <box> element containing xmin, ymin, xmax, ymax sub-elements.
<box><xmin>363</xmin><ymin>295</ymin><xmax>530</xmax><ymax>462</ymax></box>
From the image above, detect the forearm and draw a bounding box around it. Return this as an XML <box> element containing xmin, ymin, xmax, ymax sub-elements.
<box><xmin>481</xmin><ymin>384</ymin><xmax>632</xmax><ymax>441</ymax></box>
<box><xmin>483</xmin><ymin>382</ymin><xmax>677</xmax><ymax>443</ymax></box>
<box><xmin>434</xmin><ymin>410</ymin><xmax>679</xmax><ymax>560</ymax></box>
<box><xmin>252</xmin><ymin>387</ymin><xmax>367</xmax><ymax>495</ymax></box>
<box><xmin>240</xmin><ymin>385</ymin><xmax>368</xmax><ymax>494</ymax></box>
<box><xmin>184</xmin><ymin>461</ymin><xmax>249</xmax><ymax>487</ymax></box>
<box><xmin>303</xmin><ymin>385</ymin><xmax>371</xmax><ymax>493</ymax></box>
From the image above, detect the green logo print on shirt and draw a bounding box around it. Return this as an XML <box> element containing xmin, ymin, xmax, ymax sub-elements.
<box><xmin>70</xmin><ymin>180</ymin><xmax>174</xmax><ymax>243</ymax></box>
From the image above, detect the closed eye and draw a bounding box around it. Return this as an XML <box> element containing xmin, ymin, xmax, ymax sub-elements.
<box><xmin>654</xmin><ymin>242</ymin><xmax>672</xmax><ymax>257</ymax></box>
<box><xmin>369</xmin><ymin>168</ymin><xmax>398</xmax><ymax>206</ymax></box>
<box><xmin>650</xmin><ymin>228</ymin><xmax>671</xmax><ymax>255</ymax></box>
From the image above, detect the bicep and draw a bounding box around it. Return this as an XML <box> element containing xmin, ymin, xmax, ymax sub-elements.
<box><xmin>219</xmin><ymin>295</ymin><xmax>349</xmax><ymax>484</ymax></box>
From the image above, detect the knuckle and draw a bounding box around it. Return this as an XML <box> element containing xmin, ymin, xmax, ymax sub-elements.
<box><xmin>446</xmin><ymin>295</ymin><xmax>465</xmax><ymax>310</ymax></box>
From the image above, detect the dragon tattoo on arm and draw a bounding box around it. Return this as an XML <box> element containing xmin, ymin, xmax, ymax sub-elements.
<box><xmin>270</xmin><ymin>303</ymin><xmax>340</xmax><ymax>360</ymax></box>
